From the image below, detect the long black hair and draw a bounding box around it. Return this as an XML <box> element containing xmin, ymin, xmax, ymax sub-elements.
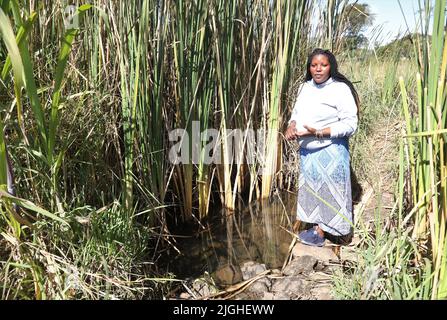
<box><xmin>305</xmin><ymin>48</ymin><xmax>360</xmax><ymax>112</ymax></box>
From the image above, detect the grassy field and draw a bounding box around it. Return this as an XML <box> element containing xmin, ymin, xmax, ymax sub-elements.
<box><xmin>0</xmin><ymin>0</ymin><xmax>445</xmax><ymax>299</ymax></box>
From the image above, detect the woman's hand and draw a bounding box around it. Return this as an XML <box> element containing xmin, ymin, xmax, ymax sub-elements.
<box><xmin>285</xmin><ymin>123</ymin><xmax>298</xmax><ymax>140</ymax></box>
<box><xmin>303</xmin><ymin>125</ymin><xmax>316</xmax><ymax>135</ymax></box>
<box><xmin>304</xmin><ymin>125</ymin><xmax>329</xmax><ymax>138</ymax></box>
<box><xmin>285</xmin><ymin>122</ymin><xmax>311</xmax><ymax>140</ymax></box>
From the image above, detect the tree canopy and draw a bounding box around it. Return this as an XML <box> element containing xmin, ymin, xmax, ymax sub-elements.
<box><xmin>342</xmin><ymin>3</ymin><xmax>374</xmax><ymax>50</ymax></box>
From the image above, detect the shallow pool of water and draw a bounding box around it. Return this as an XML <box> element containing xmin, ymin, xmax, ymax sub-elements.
<box><xmin>162</xmin><ymin>192</ymin><xmax>298</xmax><ymax>280</ymax></box>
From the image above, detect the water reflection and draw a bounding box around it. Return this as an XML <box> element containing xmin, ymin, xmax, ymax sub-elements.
<box><xmin>165</xmin><ymin>192</ymin><xmax>298</xmax><ymax>280</ymax></box>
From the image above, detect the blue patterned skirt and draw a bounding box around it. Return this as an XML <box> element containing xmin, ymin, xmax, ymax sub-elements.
<box><xmin>297</xmin><ymin>138</ymin><xmax>353</xmax><ymax>236</ymax></box>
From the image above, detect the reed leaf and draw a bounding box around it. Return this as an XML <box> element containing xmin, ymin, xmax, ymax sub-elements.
<box><xmin>0</xmin><ymin>190</ymin><xmax>68</xmax><ymax>226</ymax></box>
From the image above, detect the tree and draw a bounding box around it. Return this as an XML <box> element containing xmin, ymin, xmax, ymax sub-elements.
<box><xmin>342</xmin><ymin>3</ymin><xmax>374</xmax><ymax>50</ymax></box>
<box><xmin>323</xmin><ymin>1</ymin><xmax>374</xmax><ymax>53</ymax></box>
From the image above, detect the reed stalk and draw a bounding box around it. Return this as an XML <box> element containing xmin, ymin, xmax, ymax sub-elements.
<box><xmin>399</xmin><ymin>0</ymin><xmax>447</xmax><ymax>299</ymax></box>
<box><xmin>261</xmin><ymin>0</ymin><xmax>307</xmax><ymax>199</ymax></box>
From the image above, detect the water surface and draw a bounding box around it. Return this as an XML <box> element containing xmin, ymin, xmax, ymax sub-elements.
<box><xmin>164</xmin><ymin>192</ymin><xmax>298</xmax><ymax>280</ymax></box>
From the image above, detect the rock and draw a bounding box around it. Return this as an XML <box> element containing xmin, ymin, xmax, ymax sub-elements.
<box><xmin>271</xmin><ymin>268</ymin><xmax>282</xmax><ymax>275</ymax></box>
<box><xmin>239</xmin><ymin>261</ymin><xmax>272</xmax><ymax>295</ymax></box>
<box><xmin>248</xmin><ymin>280</ymin><xmax>270</xmax><ymax>294</ymax></box>
<box><xmin>240</xmin><ymin>261</ymin><xmax>267</xmax><ymax>281</ymax></box>
<box><xmin>271</xmin><ymin>277</ymin><xmax>308</xmax><ymax>299</ymax></box>
<box><xmin>315</xmin><ymin>261</ymin><xmax>326</xmax><ymax>272</ymax></box>
<box><xmin>262</xmin><ymin>292</ymin><xmax>275</xmax><ymax>300</ymax></box>
<box><xmin>179</xmin><ymin>292</ymin><xmax>191</xmax><ymax>299</ymax></box>
<box><xmin>311</xmin><ymin>285</ymin><xmax>333</xmax><ymax>300</ymax></box>
<box><xmin>324</xmin><ymin>264</ymin><xmax>341</xmax><ymax>273</ymax></box>
<box><xmin>212</xmin><ymin>264</ymin><xmax>243</xmax><ymax>285</ymax></box>
<box><xmin>234</xmin><ymin>291</ymin><xmax>264</xmax><ymax>300</ymax></box>
<box><xmin>292</xmin><ymin>243</ymin><xmax>339</xmax><ymax>262</ymax></box>
<box><xmin>308</xmin><ymin>272</ymin><xmax>331</xmax><ymax>282</ymax></box>
<box><xmin>191</xmin><ymin>277</ymin><xmax>219</xmax><ymax>298</ymax></box>
<box><xmin>283</xmin><ymin>255</ymin><xmax>317</xmax><ymax>276</ymax></box>
<box><xmin>272</xmin><ymin>292</ymin><xmax>290</xmax><ymax>300</ymax></box>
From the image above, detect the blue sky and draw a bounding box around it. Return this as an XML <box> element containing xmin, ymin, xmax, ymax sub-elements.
<box><xmin>363</xmin><ymin>0</ymin><xmax>424</xmax><ymax>45</ymax></box>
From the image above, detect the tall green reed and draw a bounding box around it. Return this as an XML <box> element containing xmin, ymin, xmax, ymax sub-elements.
<box><xmin>399</xmin><ymin>0</ymin><xmax>446</xmax><ymax>299</ymax></box>
<box><xmin>172</xmin><ymin>0</ymin><xmax>214</xmax><ymax>218</ymax></box>
<box><xmin>322</xmin><ymin>0</ymin><xmax>349</xmax><ymax>52</ymax></box>
<box><xmin>261</xmin><ymin>0</ymin><xmax>307</xmax><ymax>198</ymax></box>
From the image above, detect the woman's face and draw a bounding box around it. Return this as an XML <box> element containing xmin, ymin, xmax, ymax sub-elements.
<box><xmin>310</xmin><ymin>54</ymin><xmax>331</xmax><ymax>84</ymax></box>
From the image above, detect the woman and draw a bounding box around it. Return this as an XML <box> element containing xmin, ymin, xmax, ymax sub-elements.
<box><xmin>285</xmin><ymin>48</ymin><xmax>359</xmax><ymax>247</ymax></box>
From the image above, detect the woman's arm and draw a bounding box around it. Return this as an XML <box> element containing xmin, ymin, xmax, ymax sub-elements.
<box><xmin>285</xmin><ymin>123</ymin><xmax>327</xmax><ymax>140</ymax></box>
<box><xmin>329</xmin><ymin>84</ymin><xmax>358</xmax><ymax>138</ymax></box>
<box><xmin>303</xmin><ymin>125</ymin><xmax>330</xmax><ymax>138</ymax></box>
